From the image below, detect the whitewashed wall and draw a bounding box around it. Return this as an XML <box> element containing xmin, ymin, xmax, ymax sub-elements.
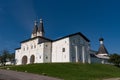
<box><xmin>43</xmin><ymin>42</ymin><xmax>52</xmax><ymax>63</ymax></box>
<box><xmin>52</xmin><ymin>38</ymin><xmax>70</xmax><ymax>62</ymax></box>
<box><xmin>35</xmin><ymin>43</ymin><xmax>44</xmax><ymax>63</ymax></box>
<box><xmin>15</xmin><ymin>37</ymin><xmax>52</xmax><ymax>65</ymax></box>
<box><xmin>15</xmin><ymin>49</ymin><xmax>22</xmax><ymax>65</ymax></box>
<box><xmin>15</xmin><ymin>34</ymin><xmax>90</xmax><ymax>65</ymax></box>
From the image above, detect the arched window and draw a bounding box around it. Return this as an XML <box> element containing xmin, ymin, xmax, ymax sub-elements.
<box><xmin>34</xmin><ymin>45</ymin><xmax>36</xmax><ymax>48</ymax></box>
<box><xmin>30</xmin><ymin>55</ymin><xmax>35</xmax><ymax>64</ymax></box>
<box><xmin>31</xmin><ymin>45</ymin><xmax>33</xmax><ymax>49</ymax></box>
<box><xmin>23</xmin><ymin>47</ymin><xmax>25</xmax><ymax>51</ymax></box>
<box><xmin>22</xmin><ymin>56</ymin><xmax>27</xmax><ymax>65</ymax></box>
<box><xmin>27</xmin><ymin>47</ymin><xmax>29</xmax><ymax>50</ymax></box>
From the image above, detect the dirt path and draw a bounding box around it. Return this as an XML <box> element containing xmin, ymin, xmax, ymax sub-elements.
<box><xmin>0</xmin><ymin>69</ymin><xmax>61</xmax><ymax>80</ymax></box>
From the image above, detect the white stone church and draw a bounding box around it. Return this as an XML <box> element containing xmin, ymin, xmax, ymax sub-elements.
<box><xmin>15</xmin><ymin>19</ymin><xmax>109</xmax><ymax>65</ymax></box>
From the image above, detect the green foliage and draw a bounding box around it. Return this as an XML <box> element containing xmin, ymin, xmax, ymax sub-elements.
<box><xmin>7</xmin><ymin>63</ymin><xmax>120</xmax><ymax>80</ymax></box>
<box><xmin>0</xmin><ymin>49</ymin><xmax>15</xmax><ymax>65</ymax></box>
<box><xmin>108</xmin><ymin>53</ymin><xmax>120</xmax><ymax>66</ymax></box>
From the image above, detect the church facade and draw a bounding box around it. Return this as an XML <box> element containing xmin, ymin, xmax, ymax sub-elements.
<box><xmin>15</xmin><ymin>19</ymin><xmax>91</xmax><ymax>65</ymax></box>
<box><xmin>15</xmin><ymin>19</ymin><xmax>110</xmax><ymax>65</ymax></box>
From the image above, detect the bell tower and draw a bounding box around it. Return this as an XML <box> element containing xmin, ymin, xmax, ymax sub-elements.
<box><xmin>31</xmin><ymin>19</ymin><xmax>45</xmax><ymax>38</ymax></box>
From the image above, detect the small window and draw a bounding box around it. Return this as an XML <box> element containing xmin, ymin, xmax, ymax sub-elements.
<box><xmin>40</xmin><ymin>56</ymin><xmax>41</xmax><ymax>59</ymax></box>
<box><xmin>65</xmin><ymin>41</ymin><xmax>66</xmax><ymax>43</ymax></box>
<box><xmin>23</xmin><ymin>47</ymin><xmax>25</xmax><ymax>51</ymax></box>
<box><xmin>78</xmin><ymin>39</ymin><xmax>81</xmax><ymax>44</ymax></box>
<box><xmin>72</xmin><ymin>39</ymin><xmax>77</xmax><ymax>44</ymax></box>
<box><xmin>73</xmin><ymin>40</ymin><xmax>75</xmax><ymax>43</ymax></box>
<box><xmin>62</xmin><ymin>48</ymin><xmax>65</xmax><ymax>52</ymax></box>
<box><xmin>27</xmin><ymin>47</ymin><xmax>29</xmax><ymax>50</ymax></box>
<box><xmin>46</xmin><ymin>56</ymin><xmax>48</xmax><ymax>59</ymax></box>
<box><xmin>45</xmin><ymin>45</ymin><xmax>48</xmax><ymax>47</ymax></box>
<box><xmin>31</xmin><ymin>45</ymin><xmax>33</xmax><ymax>49</ymax></box>
<box><xmin>34</xmin><ymin>45</ymin><xmax>36</xmax><ymax>48</ymax></box>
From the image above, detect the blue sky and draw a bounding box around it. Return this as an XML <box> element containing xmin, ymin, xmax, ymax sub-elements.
<box><xmin>0</xmin><ymin>0</ymin><xmax>120</xmax><ymax>53</ymax></box>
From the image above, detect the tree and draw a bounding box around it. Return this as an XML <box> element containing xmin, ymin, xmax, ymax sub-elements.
<box><xmin>0</xmin><ymin>49</ymin><xmax>15</xmax><ymax>65</ymax></box>
<box><xmin>9</xmin><ymin>53</ymin><xmax>15</xmax><ymax>63</ymax></box>
<box><xmin>108</xmin><ymin>53</ymin><xmax>120</xmax><ymax>66</ymax></box>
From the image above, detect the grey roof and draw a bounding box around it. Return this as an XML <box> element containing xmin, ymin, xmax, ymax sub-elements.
<box><xmin>53</xmin><ymin>32</ymin><xmax>90</xmax><ymax>42</ymax></box>
<box><xmin>38</xmin><ymin>19</ymin><xmax>44</xmax><ymax>33</ymax></box>
<box><xmin>21</xmin><ymin>32</ymin><xmax>89</xmax><ymax>43</ymax></box>
<box><xmin>90</xmin><ymin>53</ymin><xmax>109</xmax><ymax>59</ymax></box>
<box><xmin>97</xmin><ymin>44</ymin><xmax>108</xmax><ymax>54</ymax></box>
<box><xmin>20</xmin><ymin>36</ymin><xmax>52</xmax><ymax>43</ymax></box>
<box><xmin>15</xmin><ymin>48</ymin><xmax>21</xmax><ymax>50</ymax></box>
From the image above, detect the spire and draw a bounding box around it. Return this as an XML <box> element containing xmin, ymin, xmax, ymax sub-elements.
<box><xmin>97</xmin><ymin>38</ymin><xmax>108</xmax><ymax>55</ymax></box>
<box><xmin>37</xmin><ymin>19</ymin><xmax>45</xmax><ymax>37</ymax></box>
<box><xmin>31</xmin><ymin>20</ymin><xmax>38</xmax><ymax>38</ymax></box>
<box><xmin>38</xmin><ymin>19</ymin><xmax>44</xmax><ymax>33</ymax></box>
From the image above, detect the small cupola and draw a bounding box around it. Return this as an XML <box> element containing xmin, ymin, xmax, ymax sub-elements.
<box><xmin>99</xmin><ymin>38</ymin><xmax>104</xmax><ymax>44</ymax></box>
<box><xmin>97</xmin><ymin>38</ymin><xmax>108</xmax><ymax>56</ymax></box>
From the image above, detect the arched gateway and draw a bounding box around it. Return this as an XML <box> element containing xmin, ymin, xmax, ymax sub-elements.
<box><xmin>22</xmin><ymin>56</ymin><xmax>27</xmax><ymax>65</ymax></box>
<box><xmin>30</xmin><ymin>55</ymin><xmax>35</xmax><ymax>64</ymax></box>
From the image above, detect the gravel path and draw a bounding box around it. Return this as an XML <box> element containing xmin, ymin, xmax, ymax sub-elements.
<box><xmin>0</xmin><ymin>69</ymin><xmax>61</xmax><ymax>80</ymax></box>
<box><xmin>1</xmin><ymin>69</ymin><xmax>120</xmax><ymax>80</ymax></box>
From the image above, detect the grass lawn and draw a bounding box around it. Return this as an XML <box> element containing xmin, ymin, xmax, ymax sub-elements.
<box><xmin>3</xmin><ymin>63</ymin><xmax>120</xmax><ymax>80</ymax></box>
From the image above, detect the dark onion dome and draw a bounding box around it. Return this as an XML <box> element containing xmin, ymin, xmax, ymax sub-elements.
<box><xmin>99</xmin><ymin>38</ymin><xmax>104</xmax><ymax>41</ymax></box>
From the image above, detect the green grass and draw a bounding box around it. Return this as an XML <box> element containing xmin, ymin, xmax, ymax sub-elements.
<box><xmin>3</xmin><ymin>63</ymin><xmax>120</xmax><ymax>80</ymax></box>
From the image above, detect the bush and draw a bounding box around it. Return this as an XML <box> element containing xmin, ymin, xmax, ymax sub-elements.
<box><xmin>108</xmin><ymin>53</ymin><xmax>120</xmax><ymax>67</ymax></box>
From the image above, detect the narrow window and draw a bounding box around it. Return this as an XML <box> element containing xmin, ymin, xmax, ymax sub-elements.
<box><xmin>45</xmin><ymin>45</ymin><xmax>48</xmax><ymax>47</ymax></box>
<box><xmin>62</xmin><ymin>48</ymin><xmax>65</xmax><ymax>52</ymax></box>
<box><xmin>31</xmin><ymin>45</ymin><xmax>33</xmax><ymax>49</ymax></box>
<box><xmin>27</xmin><ymin>47</ymin><xmax>29</xmax><ymax>50</ymax></box>
<box><xmin>73</xmin><ymin>40</ymin><xmax>75</xmax><ymax>44</ymax></box>
<box><xmin>23</xmin><ymin>47</ymin><xmax>25</xmax><ymax>51</ymax></box>
<box><xmin>34</xmin><ymin>45</ymin><xmax>36</xmax><ymax>48</ymax></box>
<box><xmin>65</xmin><ymin>41</ymin><xmax>66</xmax><ymax>43</ymax></box>
<box><xmin>78</xmin><ymin>39</ymin><xmax>81</xmax><ymax>44</ymax></box>
<box><xmin>40</xmin><ymin>56</ymin><xmax>41</xmax><ymax>59</ymax></box>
